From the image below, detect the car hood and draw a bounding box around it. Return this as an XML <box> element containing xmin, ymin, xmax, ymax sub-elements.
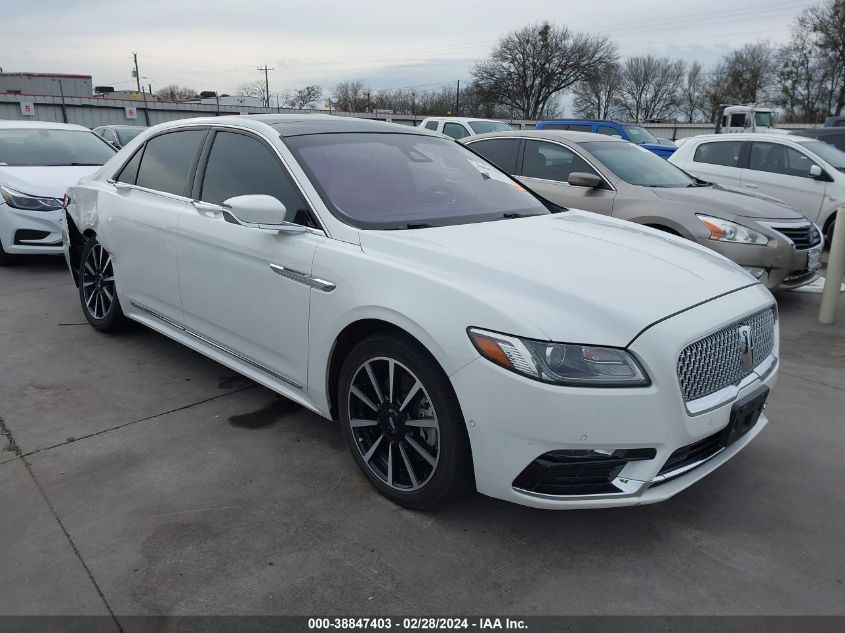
<box><xmin>0</xmin><ymin>166</ymin><xmax>101</xmax><ymax>199</ymax></box>
<box><xmin>359</xmin><ymin>211</ymin><xmax>758</xmax><ymax>346</ymax></box>
<box><xmin>650</xmin><ymin>183</ymin><xmax>804</xmax><ymax>220</ymax></box>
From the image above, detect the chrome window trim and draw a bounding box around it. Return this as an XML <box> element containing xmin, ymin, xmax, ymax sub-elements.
<box><xmin>106</xmin><ymin>179</ymin><xmax>194</xmax><ymax>203</ymax></box>
<box><xmin>129</xmin><ymin>300</ymin><xmax>303</xmax><ymax>389</ymax></box>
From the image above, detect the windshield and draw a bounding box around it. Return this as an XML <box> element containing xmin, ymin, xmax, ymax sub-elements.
<box><xmin>800</xmin><ymin>139</ymin><xmax>845</xmax><ymax>171</ymax></box>
<box><xmin>754</xmin><ymin>111</ymin><xmax>774</xmax><ymax>128</ymax></box>
<box><xmin>468</xmin><ymin>121</ymin><xmax>514</xmax><ymax>134</ymax></box>
<box><xmin>286</xmin><ymin>132</ymin><xmax>549</xmax><ymax>229</ymax></box>
<box><xmin>116</xmin><ymin>127</ymin><xmax>144</xmax><ymax>145</ymax></box>
<box><xmin>0</xmin><ymin>129</ymin><xmax>116</xmax><ymax>166</ymax></box>
<box><xmin>622</xmin><ymin>125</ymin><xmax>659</xmax><ymax>145</ymax></box>
<box><xmin>581</xmin><ymin>141</ymin><xmax>695</xmax><ymax>187</ymax></box>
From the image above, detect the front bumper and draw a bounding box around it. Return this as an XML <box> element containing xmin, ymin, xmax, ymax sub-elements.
<box><xmin>0</xmin><ymin>203</ymin><xmax>63</xmax><ymax>255</ymax></box>
<box><xmin>451</xmin><ymin>283</ymin><xmax>777</xmax><ymax>509</ymax></box>
<box><xmin>695</xmin><ymin>235</ymin><xmax>820</xmax><ymax>291</ymax></box>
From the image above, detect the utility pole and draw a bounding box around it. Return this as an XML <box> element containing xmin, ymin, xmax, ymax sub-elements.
<box><xmin>133</xmin><ymin>52</ymin><xmax>142</xmax><ymax>93</ymax></box>
<box><xmin>133</xmin><ymin>52</ymin><xmax>150</xmax><ymax>126</ymax></box>
<box><xmin>455</xmin><ymin>79</ymin><xmax>460</xmax><ymax>117</ymax></box>
<box><xmin>257</xmin><ymin>65</ymin><xmax>274</xmax><ymax>108</ymax></box>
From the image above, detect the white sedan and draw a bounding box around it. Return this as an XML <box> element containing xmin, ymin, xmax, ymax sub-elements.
<box><xmin>0</xmin><ymin>121</ymin><xmax>116</xmax><ymax>264</ymax></box>
<box><xmin>63</xmin><ymin>115</ymin><xmax>778</xmax><ymax>510</ymax></box>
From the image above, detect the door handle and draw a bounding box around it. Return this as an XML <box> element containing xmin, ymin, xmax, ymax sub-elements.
<box><xmin>745</xmin><ymin>183</ymin><xmax>759</xmax><ymax>189</ymax></box>
<box><xmin>191</xmin><ymin>200</ymin><xmax>223</xmax><ymax>215</ymax></box>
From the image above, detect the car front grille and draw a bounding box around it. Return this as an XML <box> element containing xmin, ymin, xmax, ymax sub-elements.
<box><xmin>771</xmin><ymin>223</ymin><xmax>822</xmax><ymax>250</ymax></box>
<box><xmin>677</xmin><ymin>308</ymin><xmax>776</xmax><ymax>402</ymax></box>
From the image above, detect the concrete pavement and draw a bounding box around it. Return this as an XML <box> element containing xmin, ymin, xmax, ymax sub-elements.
<box><xmin>1</xmin><ymin>256</ymin><xmax>844</xmax><ymax>618</ymax></box>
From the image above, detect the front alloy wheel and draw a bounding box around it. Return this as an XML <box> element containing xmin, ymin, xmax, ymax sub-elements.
<box><xmin>338</xmin><ymin>334</ymin><xmax>473</xmax><ymax>510</ymax></box>
<box><xmin>79</xmin><ymin>239</ymin><xmax>127</xmax><ymax>332</ymax></box>
<box><xmin>348</xmin><ymin>357</ymin><xmax>440</xmax><ymax>491</ymax></box>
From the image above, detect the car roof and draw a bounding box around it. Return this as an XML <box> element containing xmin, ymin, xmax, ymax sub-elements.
<box><xmin>0</xmin><ymin>120</ymin><xmax>90</xmax><ymax>131</ymax></box>
<box><xmin>148</xmin><ymin>114</ymin><xmax>438</xmax><ymax>138</ymax></box>
<box><xmin>97</xmin><ymin>124</ymin><xmax>144</xmax><ymax>130</ymax></box>
<box><xmin>421</xmin><ymin>116</ymin><xmax>504</xmax><ymax>123</ymax></box>
<box><xmin>464</xmin><ymin>129</ymin><xmax>625</xmax><ymax>143</ymax></box>
<box><xmin>681</xmin><ymin>133</ymin><xmax>800</xmax><ymax>143</ymax></box>
<box><xmin>537</xmin><ymin>120</ymin><xmax>631</xmax><ymax>125</ymax></box>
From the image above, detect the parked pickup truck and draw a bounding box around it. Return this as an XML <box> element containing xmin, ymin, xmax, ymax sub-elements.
<box><xmin>534</xmin><ymin>120</ymin><xmax>677</xmax><ymax>157</ymax></box>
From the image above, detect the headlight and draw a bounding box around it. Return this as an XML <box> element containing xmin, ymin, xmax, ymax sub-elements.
<box><xmin>697</xmin><ymin>215</ymin><xmax>769</xmax><ymax>245</ymax></box>
<box><xmin>0</xmin><ymin>185</ymin><xmax>63</xmax><ymax>211</ymax></box>
<box><xmin>467</xmin><ymin>328</ymin><xmax>650</xmax><ymax>387</ymax></box>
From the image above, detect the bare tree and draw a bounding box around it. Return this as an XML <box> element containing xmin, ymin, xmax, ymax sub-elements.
<box><xmin>799</xmin><ymin>0</ymin><xmax>845</xmax><ymax>115</ymax></box>
<box><xmin>723</xmin><ymin>41</ymin><xmax>777</xmax><ymax>103</ymax></box>
<box><xmin>680</xmin><ymin>61</ymin><xmax>705</xmax><ymax>122</ymax></box>
<box><xmin>287</xmin><ymin>85</ymin><xmax>323</xmax><ymax>109</ymax></box>
<box><xmin>472</xmin><ymin>22</ymin><xmax>617</xmax><ymax>119</ymax></box>
<box><xmin>237</xmin><ymin>79</ymin><xmax>269</xmax><ymax>106</ymax></box>
<box><xmin>572</xmin><ymin>62</ymin><xmax>620</xmax><ymax>119</ymax></box>
<box><xmin>614</xmin><ymin>56</ymin><xmax>685</xmax><ymax>122</ymax></box>
<box><xmin>333</xmin><ymin>80</ymin><xmax>371</xmax><ymax>112</ymax></box>
<box><xmin>156</xmin><ymin>84</ymin><xmax>197</xmax><ymax>101</ymax></box>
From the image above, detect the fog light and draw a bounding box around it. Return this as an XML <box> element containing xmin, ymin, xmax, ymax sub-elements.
<box><xmin>743</xmin><ymin>266</ymin><xmax>766</xmax><ymax>279</ymax></box>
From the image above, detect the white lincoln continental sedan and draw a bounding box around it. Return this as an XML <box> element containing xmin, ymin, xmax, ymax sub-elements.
<box><xmin>62</xmin><ymin>115</ymin><xmax>779</xmax><ymax>510</ymax></box>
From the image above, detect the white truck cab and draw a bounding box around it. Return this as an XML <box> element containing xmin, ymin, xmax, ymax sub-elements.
<box><xmin>419</xmin><ymin>117</ymin><xmax>514</xmax><ymax>140</ymax></box>
<box><xmin>717</xmin><ymin>105</ymin><xmax>786</xmax><ymax>135</ymax></box>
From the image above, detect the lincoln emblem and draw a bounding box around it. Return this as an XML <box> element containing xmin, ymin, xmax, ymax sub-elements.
<box><xmin>738</xmin><ymin>325</ymin><xmax>754</xmax><ymax>370</ymax></box>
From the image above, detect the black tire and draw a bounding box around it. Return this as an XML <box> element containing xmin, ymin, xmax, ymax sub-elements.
<box><xmin>0</xmin><ymin>238</ymin><xmax>15</xmax><ymax>266</ymax></box>
<box><xmin>78</xmin><ymin>238</ymin><xmax>128</xmax><ymax>332</ymax></box>
<box><xmin>825</xmin><ymin>216</ymin><xmax>836</xmax><ymax>249</ymax></box>
<box><xmin>338</xmin><ymin>334</ymin><xmax>473</xmax><ymax>510</ymax></box>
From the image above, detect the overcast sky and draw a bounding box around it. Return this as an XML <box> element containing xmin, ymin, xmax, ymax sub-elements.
<box><xmin>3</xmin><ymin>0</ymin><xmax>819</xmax><ymax>103</ymax></box>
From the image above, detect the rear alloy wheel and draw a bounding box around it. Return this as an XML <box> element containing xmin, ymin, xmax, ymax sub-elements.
<box><xmin>79</xmin><ymin>239</ymin><xmax>127</xmax><ymax>332</ymax></box>
<box><xmin>338</xmin><ymin>335</ymin><xmax>472</xmax><ymax>510</ymax></box>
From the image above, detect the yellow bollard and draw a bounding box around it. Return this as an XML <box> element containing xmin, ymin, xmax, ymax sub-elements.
<box><xmin>819</xmin><ymin>207</ymin><xmax>845</xmax><ymax>324</ymax></box>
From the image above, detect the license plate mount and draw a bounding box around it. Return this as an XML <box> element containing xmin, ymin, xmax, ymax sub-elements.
<box><xmin>808</xmin><ymin>246</ymin><xmax>822</xmax><ymax>272</ymax></box>
<box><xmin>722</xmin><ymin>386</ymin><xmax>769</xmax><ymax>448</ymax></box>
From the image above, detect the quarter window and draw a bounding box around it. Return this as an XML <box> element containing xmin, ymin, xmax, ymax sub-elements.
<box><xmin>565</xmin><ymin>124</ymin><xmax>593</xmax><ymax>132</ymax></box>
<box><xmin>135</xmin><ymin>130</ymin><xmax>206</xmax><ymax>196</ymax></box>
<box><xmin>522</xmin><ymin>140</ymin><xmax>598</xmax><ymax>183</ymax></box>
<box><xmin>748</xmin><ymin>142</ymin><xmax>817</xmax><ymax>178</ymax></box>
<box><xmin>468</xmin><ymin>138</ymin><xmax>519</xmax><ymax>174</ymax></box>
<box><xmin>200</xmin><ymin>131</ymin><xmax>312</xmax><ymax>226</ymax></box>
<box><xmin>693</xmin><ymin>141</ymin><xmax>743</xmax><ymax>168</ymax></box>
<box><xmin>116</xmin><ymin>147</ymin><xmax>144</xmax><ymax>184</ymax></box>
<box><xmin>424</xmin><ymin>121</ymin><xmax>439</xmax><ymax>131</ymax></box>
<box><xmin>442</xmin><ymin>122</ymin><xmax>469</xmax><ymax>139</ymax></box>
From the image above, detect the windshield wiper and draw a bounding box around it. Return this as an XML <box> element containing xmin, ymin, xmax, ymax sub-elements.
<box><xmin>394</xmin><ymin>222</ymin><xmax>432</xmax><ymax>230</ymax></box>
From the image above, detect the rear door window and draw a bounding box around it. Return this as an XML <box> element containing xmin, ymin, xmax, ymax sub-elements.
<box><xmin>597</xmin><ymin>125</ymin><xmax>621</xmax><ymax>137</ymax></box>
<box><xmin>693</xmin><ymin>141</ymin><xmax>743</xmax><ymax>167</ymax></box>
<box><xmin>468</xmin><ymin>138</ymin><xmax>520</xmax><ymax>174</ymax></box>
<box><xmin>135</xmin><ymin>130</ymin><xmax>206</xmax><ymax>196</ymax></box>
<box><xmin>565</xmin><ymin>124</ymin><xmax>593</xmax><ymax>132</ymax></box>
<box><xmin>199</xmin><ymin>130</ymin><xmax>313</xmax><ymax>226</ymax></box>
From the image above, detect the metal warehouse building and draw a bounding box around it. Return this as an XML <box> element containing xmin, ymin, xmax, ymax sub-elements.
<box><xmin>0</xmin><ymin>72</ymin><xmax>93</xmax><ymax>98</ymax></box>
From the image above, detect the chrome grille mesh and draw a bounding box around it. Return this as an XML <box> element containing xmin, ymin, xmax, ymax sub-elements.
<box><xmin>677</xmin><ymin>308</ymin><xmax>775</xmax><ymax>402</ymax></box>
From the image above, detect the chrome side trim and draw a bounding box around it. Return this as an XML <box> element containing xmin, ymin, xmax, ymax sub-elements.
<box><xmin>129</xmin><ymin>300</ymin><xmax>303</xmax><ymax>389</ymax></box>
<box><xmin>649</xmin><ymin>447</ymin><xmax>727</xmax><ymax>484</ymax></box>
<box><xmin>270</xmin><ymin>263</ymin><xmax>336</xmax><ymax>292</ymax></box>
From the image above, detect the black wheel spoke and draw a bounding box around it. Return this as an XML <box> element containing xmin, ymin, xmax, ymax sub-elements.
<box><xmin>348</xmin><ymin>356</ymin><xmax>440</xmax><ymax>492</ymax></box>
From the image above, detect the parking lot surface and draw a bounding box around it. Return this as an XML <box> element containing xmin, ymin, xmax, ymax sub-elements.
<box><xmin>1</xmin><ymin>256</ymin><xmax>844</xmax><ymax>617</ymax></box>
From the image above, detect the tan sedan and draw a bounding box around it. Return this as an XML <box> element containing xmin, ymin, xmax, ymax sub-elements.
<box><xmin>462</xmin><ymin>130</ymin><xmax>823</xmax><ymax>291</ymax></box>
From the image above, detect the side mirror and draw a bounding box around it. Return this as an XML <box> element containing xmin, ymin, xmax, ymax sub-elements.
<box><xmin>222</xmin><ymin>195</ymin><xmax>306</xmax><ymax>234</ymax></box>
<box><xmin>809</xmin><ymin>164</ymin><xmax>823</xmax><ymax>178</ymax></box>
<box><xmin>568</xmin><ymin>172</ymin><xmax>602</xmax><ymax>188</ymax></box>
